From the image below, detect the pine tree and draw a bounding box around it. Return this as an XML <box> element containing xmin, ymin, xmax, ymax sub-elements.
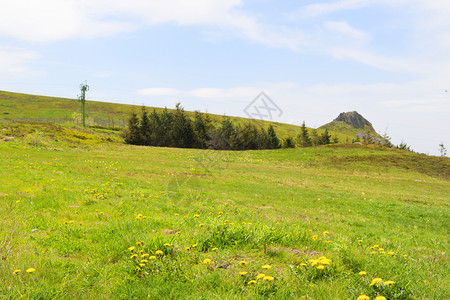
<box><xmin>123</xmin><ymin>112</ymin><xmax>140</xmax><ymax>145</ymax></box>
<box><xmin>298</xmin><ymin>121</ymin><xmax>312</xmax><ymax>147</ymax></box>
<box><xmin>319</xmin><ymin>129</ymin><xmax>331</xmax><ymax>145</ymax></box>
<box><xmin>267</xmin><ymin>125</ymin><xmax>280</xmax><ymax>149</ymax></box>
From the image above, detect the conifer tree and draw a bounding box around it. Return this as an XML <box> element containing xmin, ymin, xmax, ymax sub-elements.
<box><xmin>298</xmin><ymin>121</ymin><xmax>312</xmax><ymax>147</ymax></box>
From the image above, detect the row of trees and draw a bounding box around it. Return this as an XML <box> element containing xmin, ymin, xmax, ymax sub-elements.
<box><xmin>297</xmin><ymin>121</ymin><xmax>336</xmax><ymax>147</ymax></box>
<box><xmin>123</xmin><ymin>104</ymin><xmax>286</xmax><ymax>150</ymax></box>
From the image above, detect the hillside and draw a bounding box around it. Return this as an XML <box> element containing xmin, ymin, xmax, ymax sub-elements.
<box><xmin>0</xmin><ymin>127</ymin><xmax>448</xmax><ymax>299</ymax></box>
<box><xmin>1</xmin><ymin>90</ymin><xmax>359</xmax><ymax>142</ymax></box>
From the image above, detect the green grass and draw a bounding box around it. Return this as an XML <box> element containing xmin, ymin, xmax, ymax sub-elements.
<box><xmin>0</xmin><ymin>90</ymin><xmax>358</xmax><ymax>141</ymax></box>
<box><xmin>0</xmin><ymin>122</ymin><xmax>449</xmax><ymax>299</ymax></box>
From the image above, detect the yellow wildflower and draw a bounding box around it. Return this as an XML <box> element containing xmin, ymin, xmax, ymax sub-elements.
<box><xmin>141</xmin><ymin>254</ymin><xmax>149</xmax><ymax>258</ymax></box>
<box><xmin>316</xmin><ymin>265</ymin><xmax>325</xmax><ymax>270</ymax></box>
<box><xmin>323</xmin><ymin>231</ymin><xmax>329</xmax><ymax>236</ymax></box>
<box><xmin>358</xmin><ymin>271</ymin><xmax>367</xmax><ymax>276</ymax></box>
<box><xmin>26</xmin><ymin>268</ymin><xmax>35</xmax><ymax>273</ymax></box>
<box><xmin>388</xmin><ymin>251</ymin><xmax>395</xmax><ymax>256</ymax></box>
<box><xmin>262</xmin><ymin>264</ymin><xmax>271</xmax><ymax>270</ymax></box>
<box><xmin>384</xmin><ymin>280</ymin><xmax>395</xmax><ymax>286</ymax></box>
<box><xmin>139</xmin><ymin>263</ymin><xmax>145</xmax><ymax>267</ymax></box>
<box><xmin>212</xmin><ymin>247</ymin><xmax>218</xmax><ymax>251</ymax></box>
<box><xmin>357</xmin><ymin>295</ymin><xmax>370</xmax><ymax>300</ymax></box>
<box><xmin>248</xmin><ymin>280</ymin><xmax>257</xmax><ymax>285</ymax></box>
<box><xmin>239</xmin><ymin>261</ymin><xmax>247</xmax><ymax>266</ymax></box>
<box><xmin>203</xmin><ymin>259</ymin><xmax>211</xmax><ymax>264</ymax></box>
<box><xmin>192</xmin><ymin>244</ymin><xmax>198</xmax><ymax>248</ymax></box>
<box><xmin>155</xmin><ymin>250</ymin><xmax>163</xmax><ymax>255</ymax></box>
<box><xmin>141</xmin><ymin>260</ymin><xmax>148</xmax><ymax>263</ymax></box>
<box><xmin>238</xmin><ymin>271</ymin><xmax>247</xmax><ymax>276</ymax></box>
<box><xmin>256</xmin><ymin>273</ymin><xmax>265</xmax><ymax>280</ymax></box>
<box><xmin>13</xmin><ymin>269</ymin><xmax>21</xmax><ymax>275</ymax></box>
<box><xmin>375</xmin><ymin>296</ymin><xmax>387</xmax><ymax>300</ymax></box>
<box><xmin>370</xmin><ymin>278</ymin><xmax>383</xmax><ymax>286</ymax></box>
<box><xmin>358</xmin><ymin>240</ymin><xmax>363</xmax><ymax>243</ymax></box>
<box><xmin>300</xmin><ymin>263</ymin><xmax>307</xmax><ymax>267</ymax></box>
<box><xmin>149</xmin><ymin>256</ymin><xmax>156</xmax><ymax>260</ymax></box>
<box><xmin>263</xmin><ymin>276</ymin><xmax>274</xmax><ymax>281</ymax></box>
<box><xmin>163</xmin><ymin>243</ymin><xmax>171</xmax><ymax>247</ymax></box>
<box><xmin>312</xmin><ymin>235</ymin><xmax>318</xmax><ymax>240</ymax></box>
<box><xmin>128</xmin><ymin>246</ymin><xmax>136</xmax><ymax>251</ymax></box>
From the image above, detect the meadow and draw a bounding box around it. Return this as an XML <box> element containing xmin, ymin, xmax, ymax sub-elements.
<box><xmin>0</xmin><ymin>123</ymin><xmax>449</xmax><ymax>299</ymax></box>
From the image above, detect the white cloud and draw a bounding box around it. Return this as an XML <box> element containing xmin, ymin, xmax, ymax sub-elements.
<box><xmin>323</xmin><ymin>21</ymin><xmax>368</xmax><ymax>40</ymax></box>
<box><xmin>0</xmin><ymin>45</ymin><xmax>38</xmax><ymax>74</ymax></box>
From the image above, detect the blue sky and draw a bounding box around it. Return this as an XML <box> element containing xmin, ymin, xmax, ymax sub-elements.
<box><xmin>1</xmin><ymin>0</ymin><xmax>449</xmax><ymax>155</ymax></box>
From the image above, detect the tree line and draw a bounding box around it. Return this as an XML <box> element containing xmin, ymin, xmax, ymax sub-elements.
<box><xmin>123</xmin><ymin>104</ymin><xmax>290</xmax><ymax>150</ymax></box>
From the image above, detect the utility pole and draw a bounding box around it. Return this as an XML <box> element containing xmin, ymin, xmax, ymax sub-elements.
<box><xmin>79</xmin><ymin>81</ymin><xmax>89</xmax><ymax>127</ymax></box>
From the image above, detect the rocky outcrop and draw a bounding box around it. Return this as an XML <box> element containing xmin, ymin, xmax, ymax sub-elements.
<box><xmin>334</xmin><ymin>111</ymin><xmax>372</xmax><ymax>129</ymax></box>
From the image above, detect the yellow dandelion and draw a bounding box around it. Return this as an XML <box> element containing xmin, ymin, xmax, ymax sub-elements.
<box><xmin>155</xmin><ymin>250</ymin><xmax>163</xmax><ymax>255</ymax></box>
<box><xmin>211</xmin><ymin>247</ymin><xmax>218</xmax><ymax>251</ymax></box>
<box><xmin>141</xmin><ymin>260</ymin><xmax>148</xmax><ymax>263</ymax></box>
<box><xmin>141</xmin><ymin>253</ymin><xmax>149</xmax><ymax>258</ymax></box>
<box><xmin>203</xmin><ymin>259</ymin><xmax>212</xmax><ymax>264</ymax></box>
<box><xmin>358</xmin><ymin>240</ymin><xmax>363</xmax><ymax>243</ymax></box>
<box><xmin>300</xmin><ymin>263</ymin><xmax>307</xmax><ymax>267</ymax></box>
<box><xmin>239</xmin><ymin>261</ymin><xmax>247</xmax><ymax>266</ymax></box>
<box><xmin>384</xmin><ymin>280</ymin><xmax>395</xmax><ymax>286</ymax></box>
<box><xmin>370</xmin><ymin>278</ymin><xmax>383</xmax><ymax>286</ymax></box>
<box><xmin>149</xmin><ymin>256</ymin><xmax>156</xmax><ymax>260</ymax></box>
<box><xmin>256</xmin><ymin>273</ymin><xmax>265</xmax><ymax>280</ymax></box>
<box><xmin>403</xmin><ymin>254</ymin><xmax>408</xmax><ymax>257</ymax></box>
<box><xmin>309</xmin><ymin>284</ymin><xmax>314</xmax><ymax>287</ymax></box>
<box><xmin>26</xmin><ymin>268</ymin><xmax>35</xmax><ymax>273</ymax></box>
<box><xmin>192</xmin><ymin>244</ymin><xmax>198</xmax><ymax>248</ymax></box>
<box><xmin>128</xmin><ymin>246</ymin><xmax>136</xmax><ymax>251</ymax></box>
<box><xmin>130</xmin><ymin>254</ymin><xmax>138</xmax><ymax>259</ymax></box>
<box><xmin>388</xmin><ymin>251</ymin><xmax>395</xmax><ymax>256</ymax></box>
<box><xmin>358</xmin><ymin>271</ymin><xmax>367</xmax><ymax>276</ymax></box>
<box><xmin>139</xmin><ymin>263</ymin><xmax>145</xmax><ymax>267</ymax></box>
<box><xmin>238</xmin><ymin>271</ymin><xmax>247</xmax><ymax>276</ymax></box>
<box><xmin>13</xmin><ymin>269</ymin><xmax>21</xmax><ymax>275</ymax></box>
<box><xmin>163</xmin><ymin>243</ymin><xmax>171</xmax><ymax>247</ymax></box>
<box><xmin>323</xmin><ymin>231</ymin><xmax>329</xmax><ymax>236</ymax></box>
<box><xmin>316</xmin><ymin>265</ymin><xmax>325</xmax><ymax>270</ymax></box>
<box><xmin>375</xmin><ymin>296</ymin><xmax>387</xmax><ymax>300</ymax></box>
<box><xmin>175</xmin><ymin>213</ymin><xmax>179</xmax><ymax>216</ymax></box>
<box><xmin>262</xmin><ymin>264</ymin><xmax>271</xmax><ymax>270</ymax></box>
<box><xmin>199</xmin><ymin>224</ymin><xmax>204</xmax><ymax>227</ymax></box>
<box><xmin>312</xmin><ymin>235</ymin><xmax>318</xmax><ymax>240</ymax></box>
<box><xmin>135</xmin><ymin>266</ymin><xmax>141</xmax><ymax>271</ymax></box>
<box><xmin>263</xmin><ymin>276</ymin><xmax>274</xmax><ymax>281</ymax></box>
<box><xmin>185</xmin><ymin>246</ymin><xmax>191</xmax><ymax>250</ymax></box>
<box><xmin>357</xmin><ymin>295</ymin><xmax>370</xmax><ymax>300</ymax></box>
<box><xmin>248</xmin><ymin>280</ymin><xmax>257</xmax><ymax>285</ymax></box>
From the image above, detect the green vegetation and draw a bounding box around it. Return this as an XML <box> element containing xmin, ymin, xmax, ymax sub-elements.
<box><xmin>0</xmin><ymin>122</ymin><xmax>448</xmax><ymax>299</ymax></box>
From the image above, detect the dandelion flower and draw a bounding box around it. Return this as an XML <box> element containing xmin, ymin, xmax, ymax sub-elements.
<box><xmin>300</xmin><ymin>263</ymin><xmax>307</xmax><ymax>267</ymax></box>
<box><xmin>130</xmin><ymin>254</ymin><xmax>138</xmax><ymax>258</ymax></box>
<box><xmin>128</xmin><ymin>246</ymin><xmax>136</xmax><ymax>251</ymax></box>
<box><xmin>199</xmin><ymin>224</ymin><xmax>204</xmax><ymax>227</ymax></box>
<box><xmin>357</xmin><ymin>295</ymin><xmax>370</xmax><ymax>300</ymax></box>
<box><xmin>149</xmin><ymin>256</ymin><xmax>156</xmax><ymax>260</ymax></box>
<box><xmin>263</xmin><ymin>276</ymin><xmax>274</xmax><ymax>281</ymax></box>
<box><xmin>384</xmin><ymin>280</ymin><xmax>395</xmax><ymax>286</ymax></box>
<box><xmin>388</xmin><ymin>251</ymin><xmax>395</xmax><ymax>256</ymax></box>
<box><xmin>141</xmin><ymin>260</ymin><xmax>148</xmax><ymax>263</ymax></box>
<box><xmin>248</xmin><ymin>280</ymin><xmax>257</xmax><ymax>285</ymax></box>
<box><xmin>163</xmin><ymin>243</ymin><xmax>171</xmax><ymax>247</ymax></box>
<box><xmin>139</xmin><ymin>263</ymin><xmax>145</xmax><ymax>267</ymax></box>
<box><xmin>141</xmin><ymin>254</ymin><xmax>149</xmax><ymax>258</ymax></box>
<box><xmin>256</xmin><ymin>273</ymin><xmax>265</xmax><ymax>280</ymax></box>
<box><xmin>262</xmin><ymin>264</ymin><xmax>271</xmax><ymax>270</ymax></box>
<box><xmin>358</xmin><ymin>240</ymin><xmax>363</xmax><ymax>243</ymax></box>
<box><xmin>26</xmin><ymin>268</ymin><xmax>35</xmax><ymax>273</ymax></box>
<box><xmin>185</xmin><ymin>246</ymin><xmax>191</xmax><ymax>250</ymax></box>
<box><xmin>203</xmin><ymin>259</ymin><xmax>211</xmax><ymax>264</ymax></box>
<box><xmin>192</xmin><ymin>244</ymin><xmax>198</xmax><ymax>248</ymax></box>
<box><xmin>375</xmin><ymin>296</ymin><xmax>387</xmax><ymax>300</ymax></box>
<box><xmin>211</xmin><ymin>247</ymin><xmax>218</xmax><ymax>251</ymax></box>
<box><xmin>13</xmin><ymin>269</ymin><xmax>21</xmax><ymax>275</ymax></box>
<box><xmin>370</xmin><ymin>278</ymin><xmax>383</xmax><ymax>286</ymax></box>
<box><xmin>239</xmin><ymin>261</ymin><xmax>247</xmax><ymax>266</ymax></box>
<box><xmin>358</xmin><ymin>271</ymin><xmax>367</xmax><ymax>276</ymax></box>
<box><xmin>238</xmin><ymin>271</ymin><xmax>247</xmax><ymax>276</ymax></box>
<box><xmin>323</xmin><ymin>231</ymin><xmax>329</xmax><ymax>236</ymax></box>
<box><xmin>316</xmin><ymin>265</ymin><xmax>325</xmax><ymax>270</ymax></box>
<box><xmin>311</xmin><ymin>235</ymin><xmax>318</xmax><ymax>240</ymax></box>
<box><xmin>155</xmin><ymin>250</ymin><xmax>163</xmax><ymax>255</ymax></box>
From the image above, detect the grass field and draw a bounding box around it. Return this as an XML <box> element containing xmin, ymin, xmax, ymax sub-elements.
<box><xmin>0</xmin><ymin>90</ymin><xmax>362</xmax><ymax>142</ymax></box>
<box><xmin>0</xmin><ymin>122</ymin><xmax>448</xmax><ymax>299</ymax></box>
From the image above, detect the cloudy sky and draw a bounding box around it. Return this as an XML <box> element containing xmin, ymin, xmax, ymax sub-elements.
<box><xmin>1</xmin><ymin>0</ymin><xmax>449</xmax><ymax>155</ymax></box>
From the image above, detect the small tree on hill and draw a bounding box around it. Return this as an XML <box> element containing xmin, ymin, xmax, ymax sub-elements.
<box><xmin>439</xmin><ymin>143</ymin><xmax>447</xmax><ymax>157</ymax></box>
<box><xmin>267</xmin><ymin>125</ymin><xmax>280</xmax><ymax>149</ymax></box>
<box><xmin>298</xmin><ymin>121</ymin><xmax>312</xmax><ymax>147</ymax></box>
<box><xmin>319</xmin><ymin>129</ymin><xmax>331</xmax><ymax>145</ymax></box>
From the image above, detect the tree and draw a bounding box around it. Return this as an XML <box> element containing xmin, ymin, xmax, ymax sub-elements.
<box><xmin>319</xmin><ymin>129</ymin><xmax>331</xmax><ymax>145</ymax></box>
<box><xmin>310</xmin><ymin>129</ymin><xmax>320</xmax><ymax>146</ymax></box>
<box><xmin>439</xmin><ymin>143</ymin><xmax>447</xmax><ymax>157</ymax></box>
<box><xmin>123</xmin><ymin>112</ymin><xmax>140</xmax><ymax>144</ymax></box>
<box><xmin>397</xmin><ymin>142</ymin><xmax>412</xmax><ymax>152</ymax></box>
<box><xmin>282</xmin><ymin>136</ymin><xmax>296</xmax><ymax>148</ymax></box>
<box><xmin>171</xmin><ymin>103</ymin><xmax>194</xmax><ymax>148</ymax></box>
<box><xmin>298</xmin><ymin>121</ymin><xmax>312</xmax><ymax>147</ymax></box>
<box><xmin>267</xmin><ymin>125</ymin><xmax>280</xmax><ymax>149</ymax></box>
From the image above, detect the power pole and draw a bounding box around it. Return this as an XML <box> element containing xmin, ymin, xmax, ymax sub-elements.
<box><xmin>79</xmin><ymin>82</ymin><xmax>89</xmax><ymax>127</ymax></box>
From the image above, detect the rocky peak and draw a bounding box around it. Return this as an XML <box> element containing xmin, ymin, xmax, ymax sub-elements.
<box><xmin>334</xmin><ymin>111</ymin><xmax>372</xmax><ymax>129</ymax></box>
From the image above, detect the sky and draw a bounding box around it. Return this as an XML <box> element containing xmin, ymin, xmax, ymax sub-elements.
<box><xmin>1</xmin><ymin>0</ymin><xmax>449</xmax><ymax>155</ymax></box>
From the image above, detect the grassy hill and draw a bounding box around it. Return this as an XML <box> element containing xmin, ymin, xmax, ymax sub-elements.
<box><xmin>0</xmin><ymin>124</ymin><xmax>448</xmax><ymax>299</ymax></box>
<box><xmin>0</xmin><ymin>90</ymin><xmax>358</xmax><ymax>142</ymax></box>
